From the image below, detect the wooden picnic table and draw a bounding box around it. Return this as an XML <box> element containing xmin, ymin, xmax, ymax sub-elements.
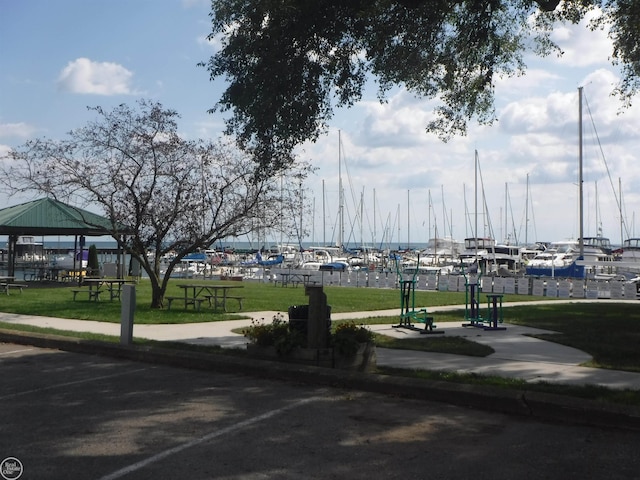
<box><xmin>24</xmin><ymin>267</ymin><xmax>63</xmax><ymax>282</ymax></box>
<box><xmin>277</xmin><ymin>272</ymin><xmax>315</xmax><ymax>287</ymax></box>
<box><xmin>0</xmin><ymin>276</ymin><xmax>27</xmax><ymax>295</ymax></box>
<box><xmin>73</xmin><ymin>278</ymin><xmax>131</xmax><ymax>301</ymax></box>
<box><xmin>169</xmin><ymin>284</ymin><xmax>245</xmax><ymax>311</ymax></box>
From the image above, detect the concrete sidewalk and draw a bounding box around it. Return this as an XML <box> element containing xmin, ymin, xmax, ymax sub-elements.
<box><xmin>1</xmin><ymin>301</ymin><xmax>640</xmax><ymax>391</ymax></box>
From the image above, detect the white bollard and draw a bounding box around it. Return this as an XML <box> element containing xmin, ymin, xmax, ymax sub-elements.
<box><xmin>120</xmin><ymin>284</ymin><xmax>135</xmax><ymax>345</ymax></box>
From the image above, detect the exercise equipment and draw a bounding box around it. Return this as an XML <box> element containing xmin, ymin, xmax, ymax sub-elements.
<box><xmin>392</xmin><ymin>255</ymin><xmax>444</xmax><ymax>335</ymax></box>
<box><xmin>462</xmin><ymin>264</ymin><xmax>507</xmax><ymax>331</ymax></box>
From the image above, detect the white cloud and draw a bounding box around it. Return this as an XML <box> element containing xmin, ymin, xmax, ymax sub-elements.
<box><xmin>0</xmin><ymin>144</ymin><xmax>11</xmax><ymax>158</ymax></box>
<box><xmin>549</xmin><ymin>10</ymin><xmax>612</xmax><ymax>68</ymax></box>
<box><xmin>57</xmin><ymin>58</ymin><xmax>134</xmax><ymax>95</ymax></box>
<box><xmin>0</xmin><ymin>122</ymin><xmax>37</xmax><ymax>139</ymax></box>
<box><xmin>197</xmin><ymin>33</ymin><xmax>221</xmax><ymax>51</ymax></box>
<box><xmin>304</xmin><ymin>59</ymin><xmax>640</xmax><ymax>244</ymax></box>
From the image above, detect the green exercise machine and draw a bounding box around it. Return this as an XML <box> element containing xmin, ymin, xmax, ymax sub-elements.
<box><xmin>392</xmin><ymin>255</ymin><xmax>444</xmax><ymax>335</ymax></box>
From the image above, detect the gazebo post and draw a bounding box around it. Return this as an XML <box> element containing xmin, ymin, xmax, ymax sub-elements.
<box><xmin>7</xmin><ymin>234</ymin><xmax>17</xmax><ymax>278</ymax></box>
<box><xmin>78</xmin><ymin>235</ymin><xmax>85</xmax><ymax>285</ymax></box>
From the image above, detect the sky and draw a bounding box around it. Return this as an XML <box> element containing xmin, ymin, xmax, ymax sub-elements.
<box><xmin>1</xmin><ymin>0</ymin><xmax>640</xmax><ymax>249</ymax></box>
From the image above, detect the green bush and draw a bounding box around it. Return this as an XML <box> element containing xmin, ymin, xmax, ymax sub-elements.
<box><xmin>331</xmin><ymin>321</ymin><xmax>374</xmax><ymax>356</ymax></box>
<box><xmin>244</xmin><ymin>316</ymin><xmax>374</xmax><ymax>357</ymax></box>
<box><xmin>243</xmin><ymin>314</ymin><xmax>304</xmax><ymax>355</ymax></box>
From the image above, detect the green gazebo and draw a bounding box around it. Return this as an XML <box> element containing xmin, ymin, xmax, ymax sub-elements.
<box><xmin>0</xmin><ymin>198</ymin><xmax>130</xmax><ymax>279</ymax></box>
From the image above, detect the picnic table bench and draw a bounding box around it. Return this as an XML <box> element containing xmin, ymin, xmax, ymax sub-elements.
<box><xmin>71</xmin><ymin>288</ymin><xmax>102</xmax><ymax>301</ymax></box>
<box><xmin>203</xmin><ymin>294</ymin><xmax>244</xmax><ymax>311</ymax></box>
<box><xmin>70</xmin><ymin>279</ymin><xmax>131</xmax><ymax>302</ymax></box>
<box><xmin>165</xmin><ymin>296</ymin><xmax>207</xmax><ymax>311</ymax></box>
<box><xmin>0</xmin><ymin>283</ymin><xmax>28</xmax><ymax>294</ymax></box>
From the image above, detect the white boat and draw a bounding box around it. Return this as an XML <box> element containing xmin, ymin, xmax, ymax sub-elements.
<box><xmin>581</xmin><ymin>236</ymin><xmax>614</xmax><ymax>263</ymax></box>
<box><xmin>617</xmin><ymin>238</ymin><xmax>640</xmax><ymax>273</ymax></box>
<box><xmin>490</xmin><ymin>244</ymin><xmax>523</xmax><ymax>273</ymax></box>
<box><xmin>520</xmin><ymin>243</ymin><xmax>548</xmax><ymax>263</ymax></box>
<box><xmin>458</xmin><ymin>237</ymin><xmax>496</xmax><ymax>271</ymax></box>
<box><xmin>525</xmin><ymin>238</ymin><xmax>615</xmax><ymax>277</ymax></box>
<box><xmin>527</xmin><ymin>241</ymin><xmax>577</xmax><ymax>268</ymax></box>
<box><xmin>267</xmin><ymin>244</ymin><xmax>300</xmax><ymax>266</ymax></box>
<box><xmin>299</xmin><ymin>246</ymin><xmax>345</xmax><ymax>266</ymax></box>
<box><xmin>50</xmin><ymin>251</ymin><xmax>88</xmax><ymax>269</ymax></box>
<box><xmin>14</xmin><ymin>236</ymin><xmax>45</xmax><ymax>261</ymax></box>
<box><xmin>622</xmin><ymin>238</ymin><xmax>640</xmax><ymax>262</ymax></box>
<box><xmin>419</xmin><ymin>237</ymin><xmax>462</xmax><ymax>267</ymax></box>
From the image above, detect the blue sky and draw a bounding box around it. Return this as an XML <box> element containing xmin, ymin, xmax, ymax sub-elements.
<box><xmin>2</xmin><ymin>0</ymin><xmax>639</xmax><ymax>247</ymax></box>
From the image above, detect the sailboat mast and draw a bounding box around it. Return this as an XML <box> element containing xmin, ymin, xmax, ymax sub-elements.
<box><xmin>474</xmin><ymin>150</ymin><xmax>479</xmax><ymax>263</ymax></box>
<box><xmin>407</xmin><ymin>189</ymin><xmax>410</xmax><ymax>249</ymax></box>
<box><xmin>338</xmin><ymin>130</ymin><xmax>344</xmax><ymax>249</ymax></box>
<box><xmin>504</xmin><ymin>182</ymin><xmax>508</xmax><ymax>243</ymax></box>
<box><xmin>579</xmin><ymin>87</ymin><xmax>585</xmax><ymax>258</ymax></box>
<box><xmin>373</xmin><ymin>188</ymin><xmax>377</xmax><ymax>247</ymax></box>
<box><xmin>360</xmin><ymin>187</ymin><xmax>364</xmax><ymax>248</ymax></box>
<box><xmin>428</xmin><ymin>189</ymin><xmax>432</xmax><ymax>246</ymax></box>
<box><xmin>525</xmin><ymin>173</ymin><xmax>529</xmax><ymax>245</ymax></box>
<box><xmin>322</xmin><ymin>179</ymin><xmax>326</xmax><ymax>246</ymax></box>
<box><xmin>619</xmin><ymin>177</ymin><xmax>624</xmax><ymax>246</ymax></box>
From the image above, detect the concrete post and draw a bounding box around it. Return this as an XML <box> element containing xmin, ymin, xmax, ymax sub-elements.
<box><xmin>305</xmin><ymin>285</ymin><xmax>329</xmax><ymax>349</ymax></box>
<box><xmin>120</xmin><ymin>284</ymin><xmax>135</xmax><ymax>345</ymax></box>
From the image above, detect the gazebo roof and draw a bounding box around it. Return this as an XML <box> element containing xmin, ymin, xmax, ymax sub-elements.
<box><xmin>0</xmin><ymin>198</ymin><xmax>128</xmax><ymax>236</ymax></box>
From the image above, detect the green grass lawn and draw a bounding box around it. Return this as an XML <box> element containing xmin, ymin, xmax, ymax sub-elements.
<box><xmin>2</xmin><ymin>280</ymin><xmax>639</xmax><ymax>374</ymax></box>
<box><xmin>2</xmin><ymin>279</ymin><xmax>640</xmax><ymax>405</ymax></box>
<box><xmin>0</xmin><ymin>278</ymin><xmax>534</xmax><ymax>324</ymax></box>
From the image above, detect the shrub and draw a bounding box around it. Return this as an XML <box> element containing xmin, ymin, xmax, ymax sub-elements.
<box><xmin>244</xmin><ymin>316</ymin><xmax>374</xmax><ymax>358</ymax></box>
<box><xmin>331</xmin><ymin>321</ymin><xmax>374</xmax><ymax>356</ymax></box>
<box><xmin>243</xmin><ymin>314</ymin><xmax>304</xmax><ymax>355</ymax></box>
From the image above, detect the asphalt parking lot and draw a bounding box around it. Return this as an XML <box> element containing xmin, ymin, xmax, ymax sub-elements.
<box><xmin>2</xmin><ymin>342</ymin><xmax>640</xmax><ymax>480</ymax></box>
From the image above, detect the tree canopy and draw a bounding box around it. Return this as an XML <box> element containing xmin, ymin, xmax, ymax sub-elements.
<box><xmin>202</xmin><ymin>0</ymin><xmax>640</xmax><ymax>165</ymax></box>
<box><xmin>1</xmin><ymin>100</ymin><xmax>310</xmax><ymax>307</ymax></box>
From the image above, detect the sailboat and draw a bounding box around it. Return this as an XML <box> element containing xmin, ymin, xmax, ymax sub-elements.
<box><xmin>526</xmin><ymin>87</ymin><xmax>593</xmax><ymax>279</ymax></box>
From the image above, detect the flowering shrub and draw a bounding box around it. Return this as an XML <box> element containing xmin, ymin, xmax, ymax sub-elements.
<box><xmin>331</xmin><ymin>321</ymin><xmax>374</xmax><ymax>356</ymax></box>
<box><xmin>244</xmin><ymin>316</ymin><xmax>374</xmax><ymax>358</ymax></box>
<box><xmin>243</xmin><ymin>314</ymin><xmax>304</xmax><ymax>355</ymax></box>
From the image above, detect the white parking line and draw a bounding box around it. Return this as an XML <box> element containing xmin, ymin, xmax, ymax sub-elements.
<box><xmin>98</xmin><ymin>396</ymin><xmax>325</xmax><ymax>480</ymax></box>
<box><xmin>0</xmin><ymin>368</ymin><xmax>149</xmax><ymax>400</ymax></box>
<box><xmin>0</xmin><ymin>347</ymin><xmax>35</xmax><ymax>356</ymax></box>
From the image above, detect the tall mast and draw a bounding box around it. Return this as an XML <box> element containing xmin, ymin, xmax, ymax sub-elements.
<box><xmin>360</xmin><ymin>187</ymin><xmax>364</xmax><ymax>248</ymax></box>
<box><xmin>322</xmin><ymin>179</ymin><xmax>326</xmax><ymax>246</ymax></box>
<box><xmin>525</xmin><ymin>173</ymin><xmax>529</xmax><ymax>245</ymax></box>
<box><xmin>579</xmin><ymin>87</ymin><xmax>584</xmax><ymax>258</ymax></box>
<box><xmin>373</xmin><ymin>188</ymin><xmax>376</xmax><ymax>247</ymax></box>
<box><xmin>475</xmin><ymin>150</ymin><xmax>479</xmax><ymax>263</ymax></box>
<box><xmin>338</xmin><ymin>130</ymin><xmax>344</xmax><ymax>249</ymax></box>
<box><xmin>407</xmin><ymin>189</ymin><xmax>410</xmax><ymax>249</ymax></box>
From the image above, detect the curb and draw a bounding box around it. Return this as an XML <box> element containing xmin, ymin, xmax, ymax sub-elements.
<box><xmin>2</xmin><ymin>328</ymin><xmax>639</xmax><ymax>431</ymax></box>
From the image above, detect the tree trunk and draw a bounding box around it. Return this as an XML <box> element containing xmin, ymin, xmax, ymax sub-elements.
<box><xmin>151</xmin><ymin>287</ymin><xmax>165</xmax><ymax>309</ymax></box>
<box><xmin>147</xmin><ymin>273</ymin><xmax>166</xmax><ymax>309</ymax></box>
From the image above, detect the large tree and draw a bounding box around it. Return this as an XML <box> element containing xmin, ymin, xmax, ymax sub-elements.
<box><xmin>202</xmin><ymin>0</ymin><xmax>640</xmax><ymax>166</ymax></box>
<box><xmin>1</xmin><ymin>100</ymin><xmax>310</xmax><ymax>308</ymax></box>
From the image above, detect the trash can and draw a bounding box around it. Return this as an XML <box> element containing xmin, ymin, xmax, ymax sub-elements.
<box><xmin>288</xmin><ymin>304</ymin><xmax>309</xmax><ymax>338</ymax></box>
<box><xmin>288</xmin><ymin>304</ymin><xmax>332</xmax><ymax>346</ymax></box>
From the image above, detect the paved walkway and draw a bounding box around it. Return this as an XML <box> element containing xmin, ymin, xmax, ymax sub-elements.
<box><xmin>1</xmin><ymin>300</ymin><xmax>640</xmax><ymax>390</ymax></box>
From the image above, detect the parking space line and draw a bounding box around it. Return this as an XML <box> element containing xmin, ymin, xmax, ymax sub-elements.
<box><xmin>98</xmin><ymin>395</ymin><xmax>325</xmax><ymax>480</ymax></box>
<box><xmin>0</xmin><ymin>367</ymin><xmax>150</xmax><ymax>400</ymax></box>
<box><xmin>0</xmin><ymin>347</ymin><xmax>35</xmax><ymax>356</ymax></box>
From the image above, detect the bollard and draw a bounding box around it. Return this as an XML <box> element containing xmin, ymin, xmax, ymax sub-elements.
<box><xmin>120</xmin><ymin>284</ymin><xmax>135</xmax><ymax>345</ymax></box>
